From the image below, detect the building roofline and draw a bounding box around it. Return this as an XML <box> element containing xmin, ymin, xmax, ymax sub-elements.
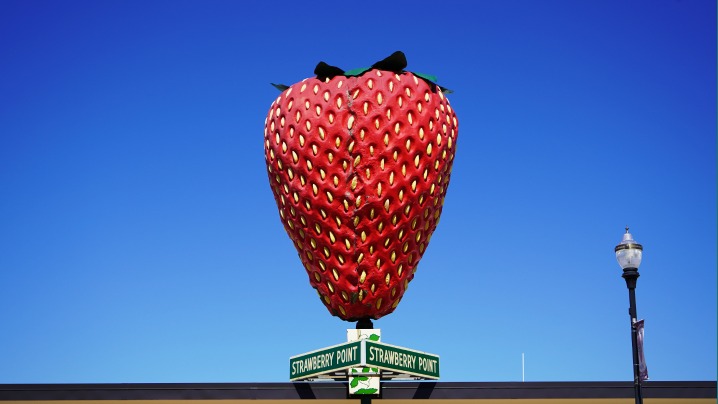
<box><xmin>1</xmin><ymin>381</ymin><xmax>715</xmax><ymax>400</ymax></box>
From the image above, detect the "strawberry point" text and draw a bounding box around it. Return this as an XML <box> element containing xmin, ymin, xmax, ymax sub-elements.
<box><xmin>290</xmin><ymin>345</ymin><xmax>359</xmax><ymax>377</ymax></box>
<box><xmin>367</xmin><ymin>345</ymin><xmax>438</xmax><ymax>375</ymax></box>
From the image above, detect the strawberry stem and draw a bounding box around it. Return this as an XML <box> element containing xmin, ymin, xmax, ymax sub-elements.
<box><xmin>370</xmin><ymin>51</ymin><xmax>407</xmax><ymax>72</ymax></box>
<box><xmin>314</xmin><ymin>61</ymin><xmax>345</xmax><ymax>80</ymax></box>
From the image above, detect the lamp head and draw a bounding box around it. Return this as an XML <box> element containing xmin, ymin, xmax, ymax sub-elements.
<box><xmin>615</xmin><ymin>226</ymin><xmax>643</xmax><ymax>270</ymax></box>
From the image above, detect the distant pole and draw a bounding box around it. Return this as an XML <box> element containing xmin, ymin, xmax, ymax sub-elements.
<box><xmin>522</xmin><ymin>353</ymin><xmax>525</xmax><ymax>382</ymax></box>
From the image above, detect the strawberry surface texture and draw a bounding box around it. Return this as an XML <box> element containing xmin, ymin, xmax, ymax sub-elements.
<box><xmin>264</xmin><ymin>52</ymin><xmax>458</xmax><ymax>321</ymax></box>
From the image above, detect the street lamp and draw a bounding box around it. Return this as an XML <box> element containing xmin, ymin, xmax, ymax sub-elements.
<box><xmin>615</xmin><ymin>227</ymin><xmax>644</xmax><ymax>404</ymax></box>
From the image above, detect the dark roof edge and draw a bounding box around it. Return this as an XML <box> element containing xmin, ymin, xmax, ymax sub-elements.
<box><xmin>0</xmin><ymin>381</ymin><xmax>715</xmax><ymax>400</ymax></box>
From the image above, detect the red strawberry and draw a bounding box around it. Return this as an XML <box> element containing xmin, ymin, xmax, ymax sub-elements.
<box><xmin>264</xmin><ymin>52</ymin><xmax>458</xmax><ymax>321</ymax></box>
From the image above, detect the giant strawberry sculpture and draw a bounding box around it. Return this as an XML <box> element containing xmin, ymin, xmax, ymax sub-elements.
<box><xmin>264</xmin><ymin>52</ymin><xmax>458</xmax><ymax>321</ymax></box>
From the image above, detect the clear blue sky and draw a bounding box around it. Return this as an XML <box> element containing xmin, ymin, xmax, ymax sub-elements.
<box><xmin>0</xmin><ymin>0</ymin><xmax>715</xmax><ymax>383</ymax></box>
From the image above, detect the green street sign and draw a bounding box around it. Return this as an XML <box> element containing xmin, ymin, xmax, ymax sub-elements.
<box><xmin>289</xmin><ymin>341</ymin><xmax>362</xmax><ymax>381</ymax></box>
<box><xmin>365</xmin><ymin>341</ymin><xmax>440</xmax><ymax>379</ymax></box>
<box><xmin>289</xmin><ymin>340</ymin><xmax>440</xmax><ymax>381</ymax></box>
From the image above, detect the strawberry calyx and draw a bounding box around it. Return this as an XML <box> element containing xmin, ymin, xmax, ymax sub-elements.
<box><xmin>272</xmin><ymin>51</ymin><xmax>452</xmax><ymax>93</ymax></box>
<box><xmin>314</xmin><ymin>50</ymin><xmax>407</xmax><ymax>80</ymax></box>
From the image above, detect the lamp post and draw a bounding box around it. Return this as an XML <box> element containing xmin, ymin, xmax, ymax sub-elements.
<box><xmin>615</xmin><ymin>227</ymin><xmax>644</xmax><ymax>404</ymax></box>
